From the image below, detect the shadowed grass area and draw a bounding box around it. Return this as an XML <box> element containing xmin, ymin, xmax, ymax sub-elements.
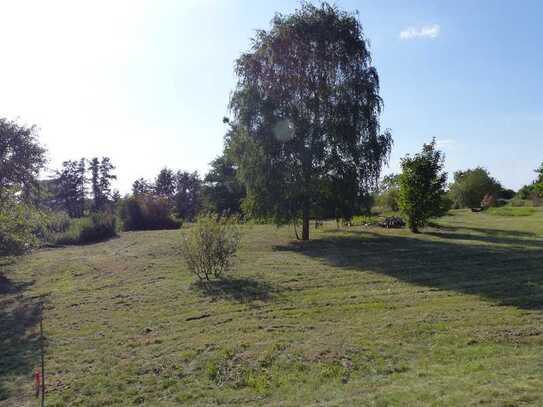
<box><xmin>1</xmin><ymin>209</ymin><xmax>543</xmax><ymax>406</ymax></box>
<box><xmin>192</xmin><ymin>277</ymin><xmax>280</xmax><ymax>303</ymax></box>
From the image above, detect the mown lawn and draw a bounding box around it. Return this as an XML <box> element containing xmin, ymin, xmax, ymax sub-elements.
<box><xmin>1</xmin><ymin>209</ymin><xmax>543</xmax><ymax>406</ymax></box>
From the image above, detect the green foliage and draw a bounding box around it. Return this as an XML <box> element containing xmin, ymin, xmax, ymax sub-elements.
<box><xmin>375</xmin><ymin>174</ymin><xmax>401</xmax><ymax>212</ymax></box>
<box><xmin>181</xmin><ymin>215</ymin><xmax>241</xmax><ymax>281</ymax></box>
<box><xmin>350</xmin><ymin>214</ymin><xmax>380</xmax><ymax>226</ymax></box>
<box><xmin>119</xmin><ymin>195</ymin><xmax>181</xmax><ymax>231</ymax></box>
<box><xmin>155</xmin><ymin>168</ymin><xmax>176</xmax><ymax>197</ymax></box>
<box><xmin>0</xmin><ymin>196</ymin><xmax>41</xmax><ymax>256</ymax></box>
<box><xmin>398</xmin><ymin>139</ymin><xmax>448</xmax><ymax>232</ymax></box>
<box><xmin>202</xmin><ymin>154</ymin><xmax>245</xmax><ymax>216</ymax></box>
<box><xmin>52</xmin><ymin>212</ymin><xmax>117</xmax><ymax>245</ymax></box>
<box><xmin>89</xmin><ymin>157</ymin><xmax>117</xmax><ymax>212</ymax></box>
<box><xmin>174</xmin><ymin>171</ymin><xmax>202</xmax><ymax>221</ymax></box>
<box><xmin>516</xmin><ymin>161</ymin><xmax>543</xmax><ymax>200</ymax></box>
<box><xmin>56</xmin><ymin>158</ymin><xmax>87</xmax><ymax>217</ymax></box>
<box><xmin>449</xmin><ymin>167</ymin><xmax>502</xmax><ymax>209</ymax></box>
<box><xmin>229</xmin><ymin>2</ymin><xmax>392</xmax><ymax>239</ymax></box>
<box><xmin>0</xmin><ymin>118</ymin><xmax>46</xmax><ymax>200</ymax></box>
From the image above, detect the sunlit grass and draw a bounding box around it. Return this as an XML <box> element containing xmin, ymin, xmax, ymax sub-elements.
<box><xmin>1</xmin><ymin>209</ymin><xmax>543</xmax><ymax>406</ymax></box>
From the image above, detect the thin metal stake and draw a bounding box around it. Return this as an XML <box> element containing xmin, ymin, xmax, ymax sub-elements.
<box><xmin>40</xmin><ymin>303</ymin><xmax>45</xmax><ymax>407</ymax></box>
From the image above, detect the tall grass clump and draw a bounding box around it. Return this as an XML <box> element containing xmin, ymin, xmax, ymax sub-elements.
<box><xmin>181</xmin><ymin>215</ymin><xmax>241</xmax><ymax>281</ymax></box>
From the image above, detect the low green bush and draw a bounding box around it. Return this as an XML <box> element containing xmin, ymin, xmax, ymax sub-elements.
<box><xmin>52</xmin><ymin>212</ymin><xmax>117</xmax><ymax>245</ymax></box>
<box><xmin>181</xmin><ymin>215</ymin><xmax>241</xmax><ymax>281</ymax></box>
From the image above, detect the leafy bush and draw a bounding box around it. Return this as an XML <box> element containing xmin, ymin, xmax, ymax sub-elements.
<box><xmin>120</xmin><ymin>195</ymin><xmax>181</xmax><ymax>231</ymax></box>
<box><xmin>0</xmin><ymin>199</ymin><xmax>41</xmax><ymax>256</ymax></box>
<box><xmin>53</xmin><ymin>212</ymin><xmax>117</xmax><ymax>245</ymax></box>
<box><xmin>181</xmin><ymin>215</ymin><xmax>241</xmax><ymax>281</ymax></box>
<box><xmin>32</xmin><ymin>211</ymin><xmax>72</xmax><ymax>242</ymax></box>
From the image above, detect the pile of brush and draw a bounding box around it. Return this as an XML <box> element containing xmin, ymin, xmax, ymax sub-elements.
<box><xmin>379</xmin><ymin>216</ymin><xmax>406</xmax><ymax>229</ymax></box>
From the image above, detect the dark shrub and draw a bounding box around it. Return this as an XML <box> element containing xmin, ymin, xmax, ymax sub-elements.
<box><xmin>379</xmin><ymin>216</ymin><xmax>405</xmax><ymax>229</ymax></box>
<box><xmin>53</xmin><ymin>212</ymin><xmax>117</xmax><ymax>245</ymax></box>
<box><xmin>79</xmin><ymin>212</ymin><xmax>117</xmax><ymax>243</ymax></box>
<box><xmin>120</xmin><ymin>195</ymin><xmax>181</xmax><ymax>231</ymax></box>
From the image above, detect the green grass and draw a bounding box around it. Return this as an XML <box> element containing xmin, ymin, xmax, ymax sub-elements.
<box><xmin>1</xmin><ymin>209</ymin><xmax>543</xmax><ymax>406</ymax></box>
<box><xmin>486</xmin><ymin>206</ymin><xmax>537</xmax><ymax>217</ymax></box>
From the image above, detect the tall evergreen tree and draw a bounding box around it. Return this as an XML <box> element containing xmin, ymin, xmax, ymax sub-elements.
<box><xmin>89</xmin><ymin>157</ymin><xmax>116</xmax><ymax>211</ymax></box>
<box><xmin>132</xmin><ymin>178</ymin><xmax>153</xmax><ymax>196</ymax></box>
<box><xmin>57</xmin><ymin>159</ymin><xmax>86</xmax><ymax>217</ymax></box>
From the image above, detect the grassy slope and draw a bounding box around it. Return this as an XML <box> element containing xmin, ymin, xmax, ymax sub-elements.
<box><xmin>1</xmin><ymin>209</ymin><xmax>543</xmax><ymax>406</ymax></box>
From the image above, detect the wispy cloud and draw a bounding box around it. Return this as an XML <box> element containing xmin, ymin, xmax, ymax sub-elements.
<box><xmin>400</xmin><ymin>24</ymin><xmax>440</xmax><ymax>40</ymax></box>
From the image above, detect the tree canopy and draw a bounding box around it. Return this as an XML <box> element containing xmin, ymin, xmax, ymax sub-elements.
<box><xmin>448</xmin><ymin>167</ymin><xmax>502</xmax><ymax>208</ymax></box>
<box><xmin>228</xmin><ymin>2</ymin><xmax>392</xmax><ymax>239</ymax></box>
<box><xmin>0</xmin><ymin>118</ymin><xmax>46</xmax><ymax>200</ymax></box>
<box><xmin>398</xmin><ymin>139</ymin><xmax>448</xmax><ymax>233</ymax></box>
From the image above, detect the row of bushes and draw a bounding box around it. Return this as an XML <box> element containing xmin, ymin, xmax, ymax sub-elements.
<box><xmin>50</xmin><ymin>212</ymin><xmax>118</xmax><ymax>245</ymax></box>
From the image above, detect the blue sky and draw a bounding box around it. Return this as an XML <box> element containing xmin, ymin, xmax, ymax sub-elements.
<box><xmin>0</xmin><ymin>0</ymin><xmax>541</xmax><ymax>193</ymax></box>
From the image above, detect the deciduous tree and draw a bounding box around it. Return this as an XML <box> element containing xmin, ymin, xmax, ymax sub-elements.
<box><xmin>229</xmin><ymin>2</ymin><xmax>392</xmax><ymax>240</ymax></box>
<box><xmin>398</xmin><ymin>139</ymin><xmax>448</xmax><ymax>233</ymax></box>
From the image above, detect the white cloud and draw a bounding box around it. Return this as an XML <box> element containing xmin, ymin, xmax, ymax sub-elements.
<box><xmin>400</xmin><ymin>24</ymin><xmax>440</xmax><ymax>40</ymax></box>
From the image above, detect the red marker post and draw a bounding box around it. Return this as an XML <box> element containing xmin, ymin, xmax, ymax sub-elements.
<box><xmin>35</xmin><ymin>370</ymin><xmax>41</xmax><ymax>398</ymax></box>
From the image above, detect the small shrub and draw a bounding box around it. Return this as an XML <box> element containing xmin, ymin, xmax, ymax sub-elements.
<box><xmin>181</xmin><ymin>215</ymin><xmax>241</xmax><ymax>281</ymax></box>
<box><xmin>79</xmin><ymin>212</ymin><xmax>117</xmax><ymax>243</ymax></box>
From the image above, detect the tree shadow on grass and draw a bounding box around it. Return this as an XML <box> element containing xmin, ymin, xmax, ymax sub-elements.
<box><xmin>273</xmin><ymin>229</ymin><xmax>543</xmax><ymax>310</ymax></box>
<box><xmin>192</xmin><ymin>277</ymin><xmax>279</xmax><ymax>303</ymax></box>
<box><xmin>0</xmin><ymin>272</ymin><xmax>43</xmax><ymax>402</ymax></box>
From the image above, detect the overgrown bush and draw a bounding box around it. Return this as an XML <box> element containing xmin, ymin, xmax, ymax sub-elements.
<box><xmin>32</xmin><ymin>211</ymin><xmax>72</xmax><ymax>242</ymax></box>
<box><xmin>181</xmin><ymin>215</ymin><xmax>241</xmax><ymax>281</ymax></box>
<box><xmin>120</xmin><ymin>195</ymin><xmax>181</xmax><ymax>231</ymax></box>
<box><xmin>0</xmin><ymin>199</ymin><xmax>41</xmax><ymax>256</ymax></box>
<box><xmin>53</xmin><ymin>212</ymin><xmax>117</xmax><ymax>245</ymax></box>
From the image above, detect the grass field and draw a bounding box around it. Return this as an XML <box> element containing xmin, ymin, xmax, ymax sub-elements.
<box><xmin>1</xmin><ymin>209</ymin><xmax>543</xmax><ymax>406</ymax></box>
